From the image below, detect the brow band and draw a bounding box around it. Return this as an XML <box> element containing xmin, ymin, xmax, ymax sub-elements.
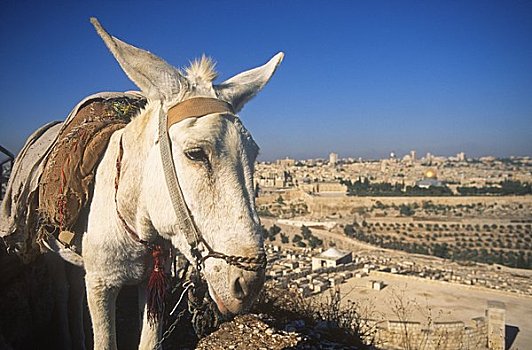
<box><xmin>167</xmin><ymin>97</ymin><xmax>234</xmax><ymax>129</ymax></box>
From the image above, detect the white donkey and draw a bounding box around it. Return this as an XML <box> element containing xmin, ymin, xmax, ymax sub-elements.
<box><xmin>68</xmin><ymin>18</ymin><xmax>282</xmax><ymax>349</ymax></box>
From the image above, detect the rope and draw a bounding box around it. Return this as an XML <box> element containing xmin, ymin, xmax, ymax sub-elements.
<box><xmin>170</xmin><ymin>281</ymin><xmax>194</xmax><ymax>316</ymax></box>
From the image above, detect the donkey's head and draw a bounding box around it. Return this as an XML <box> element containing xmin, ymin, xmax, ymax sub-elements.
<box><xmin>91</xmin><ymin>18</ymin><xmax>282</xmax><ymax>315</ymax></box>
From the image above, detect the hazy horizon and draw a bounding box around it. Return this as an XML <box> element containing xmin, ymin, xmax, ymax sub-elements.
<box><xmin>1</xmin><ymin>1</ymin><xmax>531</xmax><ymax>161</ymax></box>
<box><xmin>254</xmin><ymin>144</ymin><xmax>532</xmax><ymax>163</ymax></box>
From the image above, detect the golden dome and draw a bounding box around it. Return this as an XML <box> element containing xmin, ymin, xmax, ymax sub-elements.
<box><xmin>425</xmin><ymin>169</ymin><xmax>437</xmax><ymax>179</ymax></box>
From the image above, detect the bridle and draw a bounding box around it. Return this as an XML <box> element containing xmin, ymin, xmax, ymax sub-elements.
<box><xmin>159</xmin><ymin>97</ymin><xmax>267</xmax><ymax>272</ymax></box>
<box><xmin>114</xmin><ymin>96</ymin><xmax>267</xmax><ymax>273</ymax></box>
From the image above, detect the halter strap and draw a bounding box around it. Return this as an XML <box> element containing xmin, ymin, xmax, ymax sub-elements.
<box><xmin>167</xmin><ymin>97</ymin><xmax>234</xmax><ymax>129</ymax></box>
<box><xmin>159</xmin><ymin>99</ymin><xmax>207</xmax><ymax>255</ymax></box>
<box><xmin>161</xmin><ymin>97</ymin><xmax>234</xmax><ymax>247</ymax></box>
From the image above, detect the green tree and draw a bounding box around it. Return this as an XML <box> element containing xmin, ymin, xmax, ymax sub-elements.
<box><xmin>399</xmin><ymin>204</ymin><xmax>415</xmax><ymax>216</ymax></box>
<box><xmin>308</xmin><ymin>235</ymin><xmax>323</xmax><ymax>248</ymax></box>
<box><xmin>269</xmin><ymin>224</ymin><xmax>281</xmax><ymax>237</ymax></box>
<box><xmin>301</xmin><ymin>225</ymin><xmax>312</xmax><ymax>240</ymax></box>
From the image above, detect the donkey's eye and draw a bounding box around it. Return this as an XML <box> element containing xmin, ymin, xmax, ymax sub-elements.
<box><xmin>185</xmin><ymin>148</ymin><xmax>208</xmax><ymax>162</ymax></box>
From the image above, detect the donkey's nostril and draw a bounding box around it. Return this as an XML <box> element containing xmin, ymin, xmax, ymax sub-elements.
<box><xmin>231</xmin><ymin>277</ymin><xmax>248</xmax><ymax>300</ymax></box>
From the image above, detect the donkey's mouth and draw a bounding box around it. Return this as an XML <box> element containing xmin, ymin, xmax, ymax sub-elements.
<box><xmin>208</xmin><ymin>284</ymin><xmax>243</xmax><ymax>316</ymax></box>
<box><xmin>209</xmin><ymin>287</ymin><xmax>228</xmax><ymax>314</ymax></box>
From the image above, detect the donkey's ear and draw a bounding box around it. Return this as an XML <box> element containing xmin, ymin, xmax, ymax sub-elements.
<box><xmin>90</xmin><ymin>18</ymin><xmax>186</xmax><ymax>101</ymax></box>
<box><xmin>214</xmin><ymin>52</ymin><xmax>284</xmax><ymax>113</ymax></box>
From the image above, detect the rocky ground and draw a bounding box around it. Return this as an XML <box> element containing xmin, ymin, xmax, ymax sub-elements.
<box><xmin>195</xmin><ymin>314</ymin><xmax>300</xmax><ymax>349</ymax></box>
<box><xmin>195</xmin><ymin>313</ymin><xmax>362</xmax><ymax>349</ymax></box>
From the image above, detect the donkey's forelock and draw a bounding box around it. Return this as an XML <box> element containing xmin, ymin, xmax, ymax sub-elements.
<box><xmin>185</xmin><ymin>55</ymin><xmax>218</xmax><ymax>84</ymax></box>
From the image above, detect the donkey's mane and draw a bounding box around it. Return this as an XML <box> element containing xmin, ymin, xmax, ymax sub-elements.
<box><xmin>185</xmin><ymin>55</ymin><xmax>218</xmax><ymax>84</ymax></box>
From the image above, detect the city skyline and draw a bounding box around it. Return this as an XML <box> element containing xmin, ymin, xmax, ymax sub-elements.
<box><xmin>260</xmin><ymin>150</ymin><xmax>523</xmax><ymax>163</ymax></box>
<box><xmin>1</xmin><ymin>1</ymin><xmax>531</xmax><ymax>161</ymax></box>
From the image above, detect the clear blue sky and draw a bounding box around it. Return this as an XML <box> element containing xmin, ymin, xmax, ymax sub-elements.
<box><xmin>1</xmin><ymin>0</ymin><xmax>531</xmax><ymax>161</ymax></box>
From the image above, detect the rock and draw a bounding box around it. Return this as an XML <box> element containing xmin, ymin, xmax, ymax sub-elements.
<box><xmin>195</xmin><ymin>314</ymin><xmax>300</xmax><ymax>350</ymax></box>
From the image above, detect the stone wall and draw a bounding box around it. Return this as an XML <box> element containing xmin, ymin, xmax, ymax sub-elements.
<box><xmin>375</xmin><ymin>318</ymin><xmax>488</xmax><ymax>350</ymax></box>
<box><xmin>304</xmin><ymin>193</ymin><xmax>532</xmax><ymax>218</ymax></box>
<box><xmin>256</xmin><ymin>188</ymin><xmax>310</xmax><ymax>204</ymax></box>
<box><xmin>373</xmin><ymin>302</ymin><xmax>505</xmax><ymax>350</ymax></box>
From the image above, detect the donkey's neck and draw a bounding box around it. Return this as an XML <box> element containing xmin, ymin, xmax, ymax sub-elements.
<box><xmin>123</xmin><ymin>103</ymin><xmax>159</xmax><ymax>155</ymax></box>
<box><xmin>114</xmin><ymin>103</ymin><xmax>159</xmax><ymax>236</ymax></box>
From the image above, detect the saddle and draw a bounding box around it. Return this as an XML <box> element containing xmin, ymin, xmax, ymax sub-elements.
<box><xmin>39</xmin><ymin>94</ymin><xmax>146</xmax><ymax>245</ymax></box>
<box><xmin>0</xmin><ymin>92</ymin><xmax>146</xmax><ymax>262</ymax></box>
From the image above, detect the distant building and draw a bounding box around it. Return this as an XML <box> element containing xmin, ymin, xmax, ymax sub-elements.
<box><xmin>329</xmin><ymin>152</ymin><xmax>338</xmax><ymax>166</ymax></box>
<box><xmin>380</xmin><ymin>159</ymin><xmax>388</xmax><ymax>172</ymax></box>
<box><xmin>416</xmin><ymin>168</ymin><xmax>443</xmax><ymax>188</ymax></box>
<box><xmin>416</xmin><ymin>179</ymin><xmax>443</xmax><ymax>188</ymax></box>
<box><xmin>277</xmin><ymin>157</ymin><xmax>295</xmax><ymax>167</ymax></box>
<box><xmin>367</xmin><ymin>280</ymin><xmax>385</xmax><ymax>291</ymax></box>
<box><xmin>424</xmin><ymin>168</ymin><xmax>437</xmax><ymax>179</ymax></box>
<box><xmin>316</xmin><ymin>181</ymin><xmax>347</xmax><ymax>194</ymax></box>
<box><xmin>424</xmin><ymin>152</ymin><xmax>433</xmax><ymax>164</ymax></box>
<box><xmin>257</xmin><ymin>170</ymin><xmax>292</xmax><ymax>188</ymax></box>
<box><xmin>410</xmin><ymin>150</ymin><xmax>416</xmax><ymax>162</ymax></box>
<box><xmin>312</xmin><ymin>247</ymin><xmax>352</xmax><ymax>270</ymax></box>
<box><xmin>480</xmin><ymin>156</ymin><xmax>496</xmax><ymax>163</ymax></box>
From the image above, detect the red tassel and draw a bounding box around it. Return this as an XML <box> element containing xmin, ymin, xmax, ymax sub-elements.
<box><xmin>147</xmin><ymin>245</ymin><xmax>168</xmax><ymax>325</ymax></box>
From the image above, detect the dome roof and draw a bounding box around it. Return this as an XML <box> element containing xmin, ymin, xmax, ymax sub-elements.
<box><xmin>320</xmin><ymin>247</ymin><xmax>349</xmax><ymax>259</ymax></box>
<box><xmin>424</xmin><ymin>169</ymin><xmax>437</xmax><ymax>179</ymax></box>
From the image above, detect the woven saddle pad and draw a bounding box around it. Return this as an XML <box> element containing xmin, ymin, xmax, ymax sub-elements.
<box><xmin>39</xmin><ymin>95</ymin><xmax>146</xmax><ymax>241</ymax></box>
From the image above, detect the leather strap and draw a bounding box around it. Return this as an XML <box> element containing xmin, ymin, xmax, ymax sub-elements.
<box><xmin>159</xmin><ymin>105</ymin><xmax>201</xmax><ymax>251</ymax></box>
<box><xmin>167</xmin><ymin>97</ymin><xmax>234</xmax><ymax>129</ymax></box>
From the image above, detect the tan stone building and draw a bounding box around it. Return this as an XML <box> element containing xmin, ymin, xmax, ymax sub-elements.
<box><xmin>312</xmin><ymin>247</ymin><xmax>352</xmax><ymax>270</ymax></box>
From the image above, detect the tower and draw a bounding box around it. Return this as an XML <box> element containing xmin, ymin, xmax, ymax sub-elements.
<box><xmin>329</xmin><ymin>152</ymin><xmax>338</xmax><ymax>166</ymax></box>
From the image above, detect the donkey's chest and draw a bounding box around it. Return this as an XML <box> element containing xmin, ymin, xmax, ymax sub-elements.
<box><xmin>82</xmin><ymin>235</ymin><xmax>150</xmax><ymax>284</ymax></box>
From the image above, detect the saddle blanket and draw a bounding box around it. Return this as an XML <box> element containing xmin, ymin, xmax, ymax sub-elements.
<box><xmin>0</xmin><ymin>91</ymin><xmax>146</xmax><ymax>263</ymax></box>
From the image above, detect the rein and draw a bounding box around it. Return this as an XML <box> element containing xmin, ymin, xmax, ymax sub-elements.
<box><xmin>113</xmin><ymin>96</ymin><xmax>267</xmax><ymax>323</ymax></box>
